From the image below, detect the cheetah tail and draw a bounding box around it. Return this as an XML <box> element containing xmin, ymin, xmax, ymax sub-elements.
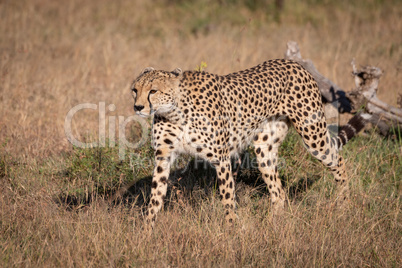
<box><xmin>337</xmin><ymin>113</ymin><xmax>368</xmax><ymax>147</ymax></box>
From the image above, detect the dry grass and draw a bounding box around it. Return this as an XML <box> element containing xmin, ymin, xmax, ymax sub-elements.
<box><xmin>0</xmin><ymin>0</ymin><xmax>401</xmax><ymax>266</ymax></box>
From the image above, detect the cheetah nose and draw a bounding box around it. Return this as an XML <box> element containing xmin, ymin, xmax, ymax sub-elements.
<box><xmin>134</xmin><ymin>105</ymin><xmax>144</xmax><ymax>112</ymax></box>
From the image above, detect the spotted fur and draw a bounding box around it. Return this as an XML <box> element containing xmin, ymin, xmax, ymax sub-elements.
<box><xmin>130</xmin><ymin>59</ymin><xmax>365</xmax><ymax>226</ymax></box>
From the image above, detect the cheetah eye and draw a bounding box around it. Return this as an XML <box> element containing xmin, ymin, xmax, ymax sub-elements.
<box><xmin>149</xmin><ymin>89</ymin><xmax>157</xmax><ymax>94</ymax></box>
<box><xmin>132</xmin><ymin>88</ymin><xmax>137</xmax><ymax>93</ymax></box>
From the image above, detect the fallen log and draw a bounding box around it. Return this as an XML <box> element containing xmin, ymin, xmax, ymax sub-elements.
<box><xmin>348</xmin><ymin>60</ymin><xmax>402</xmax><ymax>135</ymax></box>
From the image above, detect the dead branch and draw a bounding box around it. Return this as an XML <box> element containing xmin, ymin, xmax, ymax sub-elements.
<box><xmin>397</xmin><ymin>93</ymin><xmax>402</xmax><ymax>109</ymax></box>
<box><xmin>349</xmin><ymin>60</ymin><xmax>402</xmax><ymax>134</ymax></box>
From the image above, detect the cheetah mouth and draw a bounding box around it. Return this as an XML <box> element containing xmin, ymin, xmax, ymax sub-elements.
<box><xmin>135</xmin><ymin>111</ymin><xmax>151</xmax><ymax>118</ymax></box>
<box><xmin>154</xmin><ymin>105</ymin><xmax>175</xmax><ymax>115</ymax></box>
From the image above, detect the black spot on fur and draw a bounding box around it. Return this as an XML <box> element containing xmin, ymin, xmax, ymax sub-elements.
<box><xmin>157</xmin><ymin>166</ymin><xmax>163</xmax><ymax>173</ymax></box>
<box><xmin>164</xmin><ymin>139</ymin><xmax>173</xmax><ymax>145</ymax></box>
<box><xmin>160</xmin><ymin>176</ymin><xmax>167</xmax><ymax>184</ymax></box>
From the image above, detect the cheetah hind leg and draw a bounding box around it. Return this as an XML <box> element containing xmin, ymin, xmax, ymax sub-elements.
<box><xmin>295</xmin><ymin>115</ymin><xmax>351</xmax><ymax>207</ymax></box>
<box><xmin>253</xmin><ymin>120</ymin><xmax>289</xmax><ymax>214</ymax></box>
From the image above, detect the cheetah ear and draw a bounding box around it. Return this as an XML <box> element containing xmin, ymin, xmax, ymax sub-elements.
<box><xmin>140</xmin><ymin>67</ymin><xmax>155</xmax><ymax>76</ymax></box>
<box><xmin>171</xmin><ymin>68</ymin><xmax>182</xmax><ymax>77</ymax></box>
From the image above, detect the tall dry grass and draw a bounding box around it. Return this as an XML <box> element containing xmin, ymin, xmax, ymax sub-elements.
<box><xmin>0</xmin><ymin>0</ymin><xmax>401</xmax><ymax>266</ymax></box>
<box><xmin>1</xmin><ymin>0</ymin><xmax>401</xmax><ymax>157</ymax></box>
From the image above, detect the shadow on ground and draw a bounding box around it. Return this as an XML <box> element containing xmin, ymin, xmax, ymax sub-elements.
<box><xmin>55</xmin><ymin>153</ymin><xmax>321</xmax><ymax>213</ymax></box>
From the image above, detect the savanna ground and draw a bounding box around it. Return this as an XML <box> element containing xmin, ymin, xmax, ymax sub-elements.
<box><xmin>0</xmin><ymin>0</ymin><xmax>401</xmax><ymax>266</ymax></box>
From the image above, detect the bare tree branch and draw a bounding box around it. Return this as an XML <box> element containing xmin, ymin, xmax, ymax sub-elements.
<box><xmin>349</xmin><ymin>60</ymin><xmax>402</xmax><ymax>134</ymax></box>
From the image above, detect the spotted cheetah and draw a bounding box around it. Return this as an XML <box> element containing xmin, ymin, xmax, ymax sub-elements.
<box><xmin>130</xmin><ymin>59</ymin><xmax>364</xmax><ymax>227</ymax></box>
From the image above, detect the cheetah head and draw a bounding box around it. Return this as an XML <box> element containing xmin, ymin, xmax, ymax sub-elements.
<box><xmin>131</xmin><ymin>67</ymin><xmax>182</xmax><ymax>117</ymax></box>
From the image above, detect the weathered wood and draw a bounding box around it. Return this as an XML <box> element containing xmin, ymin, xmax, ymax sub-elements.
<box><xmin>363</xmin><ymin>113</ymin><xmax>391</xmax><ymax>136</ymax></box>
<box><xmin>351</xmin><ymin>60</ymin><xmax>402</xmax><ymax>120</ymax></box>
<box><xmin>349</xmin><ymin>60</ymin><xmax>402</xmax><ymax>134</ymax></box>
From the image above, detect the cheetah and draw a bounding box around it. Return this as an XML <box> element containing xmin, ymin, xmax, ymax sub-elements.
<box><xmin>130</xmin><ymin>59</ymin><xmax>365</xmax><ymax>226</ymax></box>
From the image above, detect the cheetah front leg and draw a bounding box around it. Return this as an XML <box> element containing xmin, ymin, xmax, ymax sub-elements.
<box><xmin>214</xmin><ymin>159</ymin><xmax>237</xmax><ymax>224</ymax></box>
<box><xmin>146</xmin><ymin>146</ymin><xmax>173</xmax><ymax>228</ymax></box>
<box><xmin>253</xmin><ymin>120</ymin><xmax>289</xmax><ymax>213</ymax></box>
